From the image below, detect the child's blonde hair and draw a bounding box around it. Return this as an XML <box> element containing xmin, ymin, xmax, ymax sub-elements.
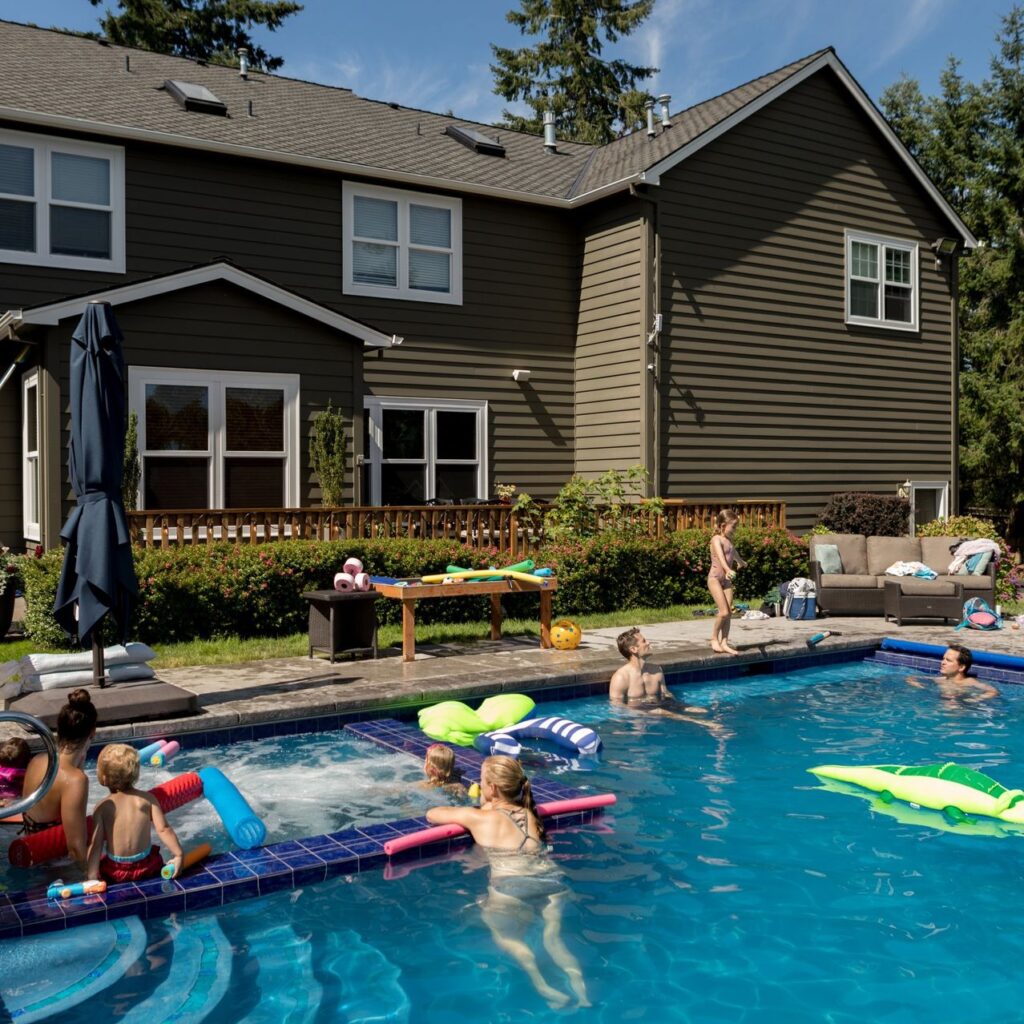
<box><xmin>97</xmin><ymin>744</ymin><xmax>140</xmax><ymax>793</ymax></box>
<box><xmin>424</xmin><ymin>743</ymin><xmax>458</xmax><ymax>786</ymax></box>
<box><xmin>714</xmin><ymin>508</ymin><xmax>740</xmax><ymax>535</ymax></box>
<box><xmin>482</xmin><ymin>755</ymin><xmax>547</xmax><ymax>842</ymax></box>
<box><xmin>0</xmin><ymin>737</ymin><xmax>30</xmax><ymax>769</ymax></box>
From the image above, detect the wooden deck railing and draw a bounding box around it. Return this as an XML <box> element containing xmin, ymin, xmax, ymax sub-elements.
<box><xmin>127</xmin><ymin>498</ymin><xmax>786</xmax><ymax>554</ymax></box>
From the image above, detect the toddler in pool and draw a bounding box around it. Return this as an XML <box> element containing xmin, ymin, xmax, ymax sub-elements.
<box><xmin>0</xmin><ymin>737</ymin><xmax>30</xmax><ymax>807</ymax></box>
<box><xmin>421</xmin><ymin>743</ymin><xmax>470</xmax><ymax>802</ymax></box>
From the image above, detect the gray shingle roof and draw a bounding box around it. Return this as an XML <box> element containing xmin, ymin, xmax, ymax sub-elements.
<box><xmin>0</xmin><ymin>20</ymin><xmax>827</xmax><ymax>204</ymax></box>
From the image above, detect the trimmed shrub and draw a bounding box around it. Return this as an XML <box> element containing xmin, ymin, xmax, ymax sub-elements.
<box><xmin>818</xmin><ymin>493</ymin><xmax>910</xmax><ymax>536</ymax></box>
<box><xmin>20</xmin><ymin>527</ymin><xmax>811</xmax><ymax>646</ymax></box>
<box><xmin>917</xmin><ymin>516</ymin><xmax>1022</xmax><ymax>606</ymax></box>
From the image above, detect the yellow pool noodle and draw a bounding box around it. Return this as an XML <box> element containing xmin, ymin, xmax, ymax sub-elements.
<box><xmin>420</xmin><ymin>569</ymin><xmax>547</xmax><ymax>585</ymax></box>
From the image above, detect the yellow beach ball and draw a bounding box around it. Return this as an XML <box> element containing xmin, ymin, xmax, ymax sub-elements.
<box><xmin>551</xmin><ymin>619</ymin><xmax>582</xmax><ymax>650</ymax></box>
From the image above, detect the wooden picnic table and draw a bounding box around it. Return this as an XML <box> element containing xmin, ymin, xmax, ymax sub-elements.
<box><xmin>371</xmin><ymin>577</ymin><xmax>558</xmax><ymax>662</ymax></box>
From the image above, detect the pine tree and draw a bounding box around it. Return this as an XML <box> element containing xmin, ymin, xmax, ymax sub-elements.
<box><xmin>88</xmin><ymin>0</ymin><xmax>302</xmax><ymax>72</ymax></box>
<box><xmin>881</xmin><ymin>6</ymin><xmax>1024</xmax><ymax>548</ymax></box>
<box><xmin>490</xmin><ymin>0</ymin><xmax>658</xmax><ymax>144</ymax></box>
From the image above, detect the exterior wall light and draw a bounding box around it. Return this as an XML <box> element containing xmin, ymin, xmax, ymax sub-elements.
<box><xmin>512</xmin><ymin>369</ymin><xmax>531</xmax><ymax>382</ymax></box>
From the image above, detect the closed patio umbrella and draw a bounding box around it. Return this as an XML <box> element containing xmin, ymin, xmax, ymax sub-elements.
<box><xmin>53</xmin><ymin>301</ymin><xmax>138</xmax><ymax>686</ymax></box>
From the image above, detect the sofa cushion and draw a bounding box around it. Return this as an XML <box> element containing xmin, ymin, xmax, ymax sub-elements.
<box><xmin>867</xmin><ymin>536</ymin><xmax>921</xmax><ymax>576</ymax></box>
<box><xmin>934</xmin><ymin>574</ymin><xmax>993</xmax><ymax>591</ymax></box>
<box><xmin>919</xmin><ymin>536</ymin><xmax>962</xmax><ymax>574</ymax></box>
<box><xmin>811</xmin><ymin>534</ymin><xmax>867</xmax><ymax>575</ymax></box>
<box><xmin>885</xmin><ymin>579</ymin><xmax>959</xmax><ymax>596</ymax></box>
<box><xmin>967</xmin><ymin>551</ymin><xmax>993</xmax><ymax>575</ymax></box>
<box><xmin>821</xmin><ymin>573</ymin><xmax>879</xmax><ymax>589</ymax></box>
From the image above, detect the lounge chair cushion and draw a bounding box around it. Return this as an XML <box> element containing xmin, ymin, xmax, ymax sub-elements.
<box><xmin>919</xmin><ymin>536</ymin><xmax>962</xmax><ymax>574</ymax></box>
<box><xmin>821</xmin><ymin>574</ymin><xmax>879</xmax><ymax>589</ymax></box>
<box><xmin>867</xmin><ymin>537</ymin><xmax>921</xmax><ymax>576</ymax></box>
<box><xmin>811</xmin><ymin>534</ymin><xmax>868</xmax><ymax>576</ymax></box>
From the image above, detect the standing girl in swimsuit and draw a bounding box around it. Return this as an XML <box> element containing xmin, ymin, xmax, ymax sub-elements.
<box><xmin>426</xmin><ymin>756</ymin><xmax>590</xmax><ymax>1009</ymax></box>
<box><xmin>708</xmin><ymin>509</ymin><xmax>746</xmax><ymax>656</ymax></box>
<box><xmin>19</xmin><ymin>688</ymin><xmax>97</xmax><ymax>869</ymax></box>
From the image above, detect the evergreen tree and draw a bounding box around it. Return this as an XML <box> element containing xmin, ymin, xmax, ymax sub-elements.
<box><xmin>88</xmin><ymin>0</ymin><xmax>302</xmax><ymax>72</ymax></box>
<box><xmin>881</xmin><ymin>6</ymin><xmax>1024</xmax><ymax>549</ymax></box>
<box><xmin>490</xmin><ymin>0</ymin><xmax>658</xmax><ymax>144</ymax></box>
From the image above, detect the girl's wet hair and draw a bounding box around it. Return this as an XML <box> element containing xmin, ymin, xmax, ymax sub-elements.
<box><xmin>482</xmin><ymin>755</ymin><xmax>547</xmax><ymax>842</ymax></box>
<box><xmin>714</xmin><ymin>508</ymin><xmax>740</xmax><ymax>535</ymax></box>
<box><xmin>0</xmin><ymin>737</ymin><xmax>30</xmax><ymax>769</ymax></box>
<box><xmin>424</xmin><ymin>743</ymin><xmax>458</xmax><ymax>786</ymax></box>
<box><xmin>57</xmin><ymin>689</ymin><xmax>98</xmax><ymax>747</ymax></box>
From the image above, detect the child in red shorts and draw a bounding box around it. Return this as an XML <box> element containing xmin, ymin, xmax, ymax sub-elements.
<box><xmin>86</xmin><ymin>744</ymin><xmax>183</xmax><ymax>884</ymax></box>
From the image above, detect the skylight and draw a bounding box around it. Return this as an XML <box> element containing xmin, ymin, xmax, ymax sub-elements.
<box><xmin>444</xmin><ymin>125</ymin><xmax>505</xmax><ymax>157</ymax></box>
<box><xmin>164</xmin><ymin>80</ymin><xmax>227</xmax><ymax>116</ymax></box>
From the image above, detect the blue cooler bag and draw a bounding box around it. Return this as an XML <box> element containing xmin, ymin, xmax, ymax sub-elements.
<box><xmin>787</xmin><ymin>595</ymin><xmax>817</xmax><ymax>620</ymax></box>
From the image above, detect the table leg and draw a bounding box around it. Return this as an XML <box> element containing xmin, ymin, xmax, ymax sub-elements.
<box><xmin>402</xmin><ymin>600</ymin><xmax>416</xmax><ymax>662</ymax></box>
<box><xmin>539</xmin><ymin>590</ymin><xmax>552</xmax><ymax>649</ymax></box>
<box><xmin>490</xmin><ymin>594</ymin><xmax>503</xmax><ymax>640</ymax></box>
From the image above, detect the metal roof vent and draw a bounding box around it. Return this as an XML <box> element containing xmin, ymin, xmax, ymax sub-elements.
<box><xmin>164</xmin><ymin>79</ymin><xmax>227</xmax><ymax>116</ymax></box>
<box><xmin>445</xmin><ymin>124</ymin><xmax>506</xmax><ymax>157</ymax></box>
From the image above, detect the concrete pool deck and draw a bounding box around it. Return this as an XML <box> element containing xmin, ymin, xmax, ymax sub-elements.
<box><xmin>72</xmin><ymin>612</ymin><xmax>1024</xmax><ymax>743</ymax></box>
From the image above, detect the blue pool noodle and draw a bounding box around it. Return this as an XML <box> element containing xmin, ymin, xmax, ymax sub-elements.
<box><xmin>880</xmin><ymin>638</ymin><xmax>1024</xmax><ymax>672</ymax></box>
<box><xmin>137</xmin><ymin>740</ymin><xmax>166</xmax><ymax>763</ymax></box>
<box><xmin>197</xmin><ymin>766</ymin><xmax>267</xmax><ymax>849</ymax></box>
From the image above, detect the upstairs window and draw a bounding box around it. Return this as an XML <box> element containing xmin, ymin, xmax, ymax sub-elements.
<box><xmin>343</xmin><ymin>183</ymin><xmax>462</xmax><ymax>305</ymax></box>
<box><xmin>0</xmin><ymin>129</ymin><xmax>125</xmax><ymax>273</ymax></box>
<box><xmin>845</xmin><ymin>231</ymin><xmax>918</xmax><ymax>332</ymax></box>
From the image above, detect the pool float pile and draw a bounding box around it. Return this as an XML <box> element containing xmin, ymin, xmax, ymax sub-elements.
<box><xmin>808</xmin><ymin>761</ymin><xmax>1024</xmax><ymax>825</ymax></box>
<box><xmin>419</xmin><ymin>694</ymin><xmax>536</xmax><ymax>746</ymax></box>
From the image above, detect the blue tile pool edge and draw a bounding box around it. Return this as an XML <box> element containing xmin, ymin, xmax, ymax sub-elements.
<box><xmin>1</xmin><ymin>719</ymin><xmax>608</xmax><ymax>938</ymax></box>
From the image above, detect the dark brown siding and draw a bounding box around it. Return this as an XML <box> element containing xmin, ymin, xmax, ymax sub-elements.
<box><xmin>574</xmin><ymin>201</ymin><xmax>646</xmax><ymax>476</ymax></box>
<box><xmin>656</xmin><ymin>68</ymin><xmax>956</xmax><ymax>531</ymax></box>
<box><xmin>0</xmin><ymin>132</ymin><xmax>579</xmax><ymax>501</ymax></box>
<box><xmin>44</xmin><ymin>280</ymin><xmax>361</xmax><ymax>525</ymax></box>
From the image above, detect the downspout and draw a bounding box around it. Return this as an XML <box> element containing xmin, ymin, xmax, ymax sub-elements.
<box><xmin>950</xmin><ymin>254</ymin><xmax>960</xmax><ymax>516</ymax></box>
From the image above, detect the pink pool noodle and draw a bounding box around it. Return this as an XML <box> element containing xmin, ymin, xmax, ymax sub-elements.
<box><xmin>151</xmin><ymin>740</ymin><xmax>180</xmax><ymax>766</ymax></box>
<box><xmin>382</xmin><ymin>793</ymin><xmax>616</xmax><ymax>856</ymax></box>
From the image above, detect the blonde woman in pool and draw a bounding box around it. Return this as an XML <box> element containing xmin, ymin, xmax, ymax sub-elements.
<box><xmin>426</xmin><ymin>755</ymin><xmax>590</xmax><ymax>1009</ymax></box>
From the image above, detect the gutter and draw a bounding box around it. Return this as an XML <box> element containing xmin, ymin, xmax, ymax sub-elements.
<box><xmin>0</xmin><ymin>311</ymin><xmax>31</xmax><ymax>393</ymax></box>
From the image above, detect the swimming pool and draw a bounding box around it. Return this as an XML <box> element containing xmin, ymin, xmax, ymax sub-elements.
<box><xmin>4</xmin><ymin>656</ymin><xmax>1024</xmax><ymax>1022</ymax></box>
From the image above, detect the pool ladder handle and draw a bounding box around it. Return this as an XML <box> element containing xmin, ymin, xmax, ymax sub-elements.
<box><xmin>0</xmin><ymin>711</ymin><xmax>60</xmax><ymax>821</ymax></box>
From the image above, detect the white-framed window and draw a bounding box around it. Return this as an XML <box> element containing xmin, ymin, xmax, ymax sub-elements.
<box><xmin>364</xmin><ymin>397</ymin><xmax>487</xmax><ymax>504</ymax></box>
<box><xmin>0</xmin><ymin>128</ymin><xmax>125</xmax><ymax>273</ymax></box>
<box><xmin>845</xmin><ymin>230</ymin><xmax>918</xmax><ymax>332</ymax></box>
<box><xmin>22</xmin><ymin>370</ymin><xmax>41</xmax><ymax>541</ymax></box>
<box><xmin>905</xmin><ymin>479</ymin><xmax>949</xmax><ymax>536</ymax></box>
<box><xmin>343</xmin><ymin>182</ymin><xmax>462</xmax><ymax>305</ymax></box>
<box><xmin>128</xmin><ymin>368</ymin><xmax>300</xmax><ymax>509</ymax></box>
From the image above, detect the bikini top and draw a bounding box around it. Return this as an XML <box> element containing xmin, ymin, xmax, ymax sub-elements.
<box><xmin>480</xmin><ymin>807</ymin><xmax>545</xmax><ymax>857</ymax></box>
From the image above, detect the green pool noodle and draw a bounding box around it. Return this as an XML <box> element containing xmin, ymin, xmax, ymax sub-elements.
<box><xmin>446</xmin><ymin>559</ymin><xmax>535</xmax><ymax>583</ymax></box>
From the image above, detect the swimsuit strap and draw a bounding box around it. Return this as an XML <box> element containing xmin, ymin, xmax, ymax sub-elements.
<box><xmin>18</xmin><ymin>814</ymin><xmax>61</xmax><ymax>835</ymax></box>
<box><xmin>496</xmin><ymin>807</ymin><xmax>541</xmax><ymax>851</ymax></box>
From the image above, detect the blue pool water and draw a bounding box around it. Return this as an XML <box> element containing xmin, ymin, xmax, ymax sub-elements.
<box><xmin>4</xmin><ymin>658</ymin><xmax>1024</xmax><ymax>1022</ymax></box>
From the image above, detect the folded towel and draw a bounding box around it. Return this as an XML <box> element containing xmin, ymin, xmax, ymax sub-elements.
<box><xmin>19</xmin><ymin>643</ymin><xmax>157</xmax><ymax>676</ymax></box>
<box><xmin>23</xmin><ymin>663</ymin><xmax>156</xmax><ymax>693</ymax></box>
<box><xmin>885</xmin><ymin>561</ymin><xmax>937</xmax><ymax>580</ymax></box>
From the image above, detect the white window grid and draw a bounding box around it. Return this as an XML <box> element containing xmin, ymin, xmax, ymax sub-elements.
<box><xmin>844</xmin><ymin>229</ymin><xmax>919</xmax><ymax>332</ymax></box>
<box><xmin>128</xmin><ymin>367</ymin><xmax>300</xmax><ymax>509</ymax></box>
<box><xmin>0</xmin><ymin>128</ymin><xmax>125</xmax><ymax>273</ymax></box>
<box><xmin>343</xmin><ymin>182</ymin><xmax>462</xmax><ymax>305</ymax></box>
<box><xmin>364</xmin><ymin>397</ymin><xmax>487</xmax><ymax>504</ymax></box>
<box><xmin>22</xmin><ymin>370</ymin><xmax>40</xmax><ymax>541</ymax></box>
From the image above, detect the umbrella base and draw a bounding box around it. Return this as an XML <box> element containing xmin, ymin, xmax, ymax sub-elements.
<box><xmin>8</xmin><ymin>679</ymin><xmax>198</xmax><ymax>729</ymax></box>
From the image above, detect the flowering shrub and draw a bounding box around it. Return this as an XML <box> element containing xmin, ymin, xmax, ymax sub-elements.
<box><xmin>19</xmin><ymin>527</ymin><xmax>811</xmax><ymax>646</ymax></box>
<box><xmin>0</xmin><ymin>546</ymin><xmax>18</xmax><ymax>600</ymax></box>
<box><xmin>917</xmin><ymin>516</ymin><xmax>1022</xmax><ymax>605</ymax></box>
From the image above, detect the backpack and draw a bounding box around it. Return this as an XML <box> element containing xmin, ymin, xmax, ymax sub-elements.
<box><xmin>955</xmin><ymin>597</ymin><xmax>1002</xmax><ymax>631</ymax></box>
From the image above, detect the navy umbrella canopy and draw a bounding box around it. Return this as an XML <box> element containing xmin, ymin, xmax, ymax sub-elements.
<box><xmin>53</xmin><ymin>302</ymin><xmax>138</xmax><ymax>679</ymax></box>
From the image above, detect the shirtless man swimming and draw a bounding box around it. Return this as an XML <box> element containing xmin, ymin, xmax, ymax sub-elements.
<box><xmin>609</xmin><ymin>627</ymin><xmax>711</xmax><ymax>723</ymax></box>
<box><xmin>906</xmin><ymin>643</ymin><xmax>998</xmax><ymax>703</ymax></box>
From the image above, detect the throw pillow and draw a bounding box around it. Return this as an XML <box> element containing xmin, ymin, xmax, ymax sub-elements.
<box><xmin>967</xmin><ymin>551</ymin><xmax>993</xmax><ymax>575</ymax></box>
<box><xmin>816</xmin><ymin>543</ymin><xmax>843</xmax><ymax>574</ymax></box>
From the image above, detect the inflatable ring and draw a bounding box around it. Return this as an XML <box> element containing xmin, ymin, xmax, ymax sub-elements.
<box><xmin>474</xmin><ymin>716</ymin><xmax>601</xmax><ymax>759</ymax></box>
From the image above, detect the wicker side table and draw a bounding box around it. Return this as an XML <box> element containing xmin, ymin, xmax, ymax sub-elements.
<box><xmin>883</xmin><ymin>579</ymin><xmax>964</xmax><ymax>626</ymax></box>
<box><xmin>301</xmin><ymin>590</ymin><xmax>379</xmax><ymax>662</ymax></box>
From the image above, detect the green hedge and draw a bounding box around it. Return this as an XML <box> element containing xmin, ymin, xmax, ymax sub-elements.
<box><xmin>21</xmin><ymin>528</ymin><xmax>810</xmax><ymax>647</ymax></box>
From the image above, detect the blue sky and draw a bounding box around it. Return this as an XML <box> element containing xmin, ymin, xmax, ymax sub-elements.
<box><xmin>22</xmin><ymin>0</ymin><xmax>1018</xmax><ymax>126</ymax></box>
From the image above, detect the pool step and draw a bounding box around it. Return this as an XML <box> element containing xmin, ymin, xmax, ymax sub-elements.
<box><xmin>235</xmin><ymin>919</ymin><xmax>323</xmax><ymax>1023</ymax></box>
<box><xmin>321</xmin><ymin>928</ymin><xmax>410</xmax><ymax>1023</ymax></box>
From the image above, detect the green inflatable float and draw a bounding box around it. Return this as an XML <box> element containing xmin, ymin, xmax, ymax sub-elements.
<box><xmin>809</xmin><ymin>762</ymin><xmax>1024</xmax><ymax>826</ymax></box>
<box><xmin>419</xmin><ymin>694</ymin><xmax>535</xmax><ymax>746</ymax></box>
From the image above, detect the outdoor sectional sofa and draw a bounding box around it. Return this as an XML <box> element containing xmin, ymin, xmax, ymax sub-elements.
<box><xmin>809</xmin><ymin>534</ymin><xmax>997</xmax><ymax>617</ymax></box>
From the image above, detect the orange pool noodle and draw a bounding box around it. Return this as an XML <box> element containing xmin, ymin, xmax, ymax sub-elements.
<box><xmin>8</xmin><ymin>771</ymin><xmax>204</xmax><ymax>868</ymax></box>
<box><xmin>162</xmin><ymin>842</ymin><xmax>211</xmax><ymax>879</ymax></box>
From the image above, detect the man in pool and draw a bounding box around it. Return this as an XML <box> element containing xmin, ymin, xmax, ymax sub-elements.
<box><xmin>609</xmin><ymin>628</ymin><xmax>716</xmax><ymax>725</ymax></box>
<box><xmin>906</xmin><ymin>643</ymin><xmax>998</xmax><ymax>702</ymax></box>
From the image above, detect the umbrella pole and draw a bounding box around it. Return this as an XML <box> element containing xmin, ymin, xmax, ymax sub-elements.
<box><xmin>92</xmin><ymin>632</ymin><xmax>107</xmax><ymax>688</ymax></box>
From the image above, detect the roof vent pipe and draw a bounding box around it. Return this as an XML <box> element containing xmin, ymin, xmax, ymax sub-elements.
<box><xmin>238</xmin><ymin>47</ymin><xmax>249</xmax><ymax>79</ymax></box>
<box><xmin>645</xmin><ymin>99</ymin><xmax>656</xmax><ymax>137</ymax></box>
<box><xmin>658</xmin><ymin>94</ymin><xmax>671</xmax><ymax>128</ymax></box>
<box><xmin>543</xmin><ymin>110</ymin><xmax>557</xmax><ymax>153</ymax></box>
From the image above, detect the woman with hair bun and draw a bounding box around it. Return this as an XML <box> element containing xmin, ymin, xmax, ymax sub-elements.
<box><xmin>19</xmin><ymin>688</ymin><xmax>97</xmax><ymax>869</ymax></box>
<box><xmin>427</xmin><ymin>755</ymin><xmax>590</xmax><ymax>1009</ymax></box>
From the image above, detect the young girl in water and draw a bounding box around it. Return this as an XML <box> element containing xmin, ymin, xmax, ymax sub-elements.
<box><xmin>420</xmin><ymin>743</ymin><xmax>469</xmax><ymax>801</ymax></box>
<box><xmin>426</xmin><ymin>755</ymin><xmax>589</xmax><ymax>1009</ymax></box>
<box><xmin>708</xmin><ymin>509</ymin><xmax>746</xmax><ymax>656</ymax></box>
<box><xmin>0</xmin><ymin>737</ymin><xmax>30</xmax><ymax>808</ymax></box>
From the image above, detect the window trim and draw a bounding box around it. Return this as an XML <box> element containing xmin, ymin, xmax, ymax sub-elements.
<box><xmin>22</xmin><ymin>370</ymin><xmax>41</xmax><ymax>542</ymax></box>
<box><xmin>844</xmin><ymin>229</ymin><xmax>919</xmax><ymax>333</ymax></box>
<box><xmin>906</xmin><ymin>479</ymin><xmax>949</xmax><ymax>537</ymax></box>
<box><xmin>128</xmin><ymin>367</ymin><xmax>300</xmax><ymax>509</ymax></box>
<box><xmin>343</xmin><ymin>182</ymin><xmax>462</xmax><ymax>305</ymax></box>
<box><xmin>0</xmin><ymin>127</ymin><xmax>125</xmax><ymax>273</ymax></box>
<box><xmin>364</xmin><ymin>396</ymin><xmax>487</xmax><ymax>504</ymax></box>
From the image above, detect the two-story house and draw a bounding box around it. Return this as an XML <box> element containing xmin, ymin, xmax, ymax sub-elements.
<box><xmin>0</xmin><ymin>20</ymin><xmax>975</xmax><ymax>550</ymax></box>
